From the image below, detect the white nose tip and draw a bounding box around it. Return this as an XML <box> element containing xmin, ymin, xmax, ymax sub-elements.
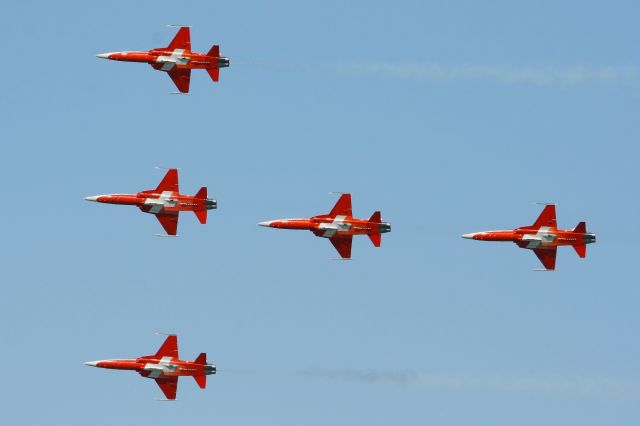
<box><xmin>461</xmin><ymin>233</ymin><xmax>475</xmax><ymax>239</ymax></box>
<box><xmin>85</xmin><ymin>195</ymin><xmax>99</xmax><ymax>202</ymax></box>
<box><xmin>84</xmin><ymin>361</ymin><xmax>99</xmax><ymax>367</ymax></box>
<box><xmin>258</xmin><ymin>221</ymin><xmax>273</xmax><ymax>227</ymax></box>
<box><xmin>96</xmin><ymin>53</ymin><xmax>110</xmax><ymax>59</ymax></box>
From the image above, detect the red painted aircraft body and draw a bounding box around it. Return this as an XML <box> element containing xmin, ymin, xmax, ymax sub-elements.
<box><xmin>97</xmin><ymin>27</ymin><xmax>229</xmax><ymax>93</ymax></box>
<box><xmin>258</xmin><ymin>194</ymin><xmax>391</xmax><ymax>259</ymax></box>
<box><xmin>462</xmin><ymin>204</ymin><xmax>596</xmax><ymax>270</ymax></box>
<box><xmin>85</xmin><ymin>335</ymin><xmax>215</xmax><ymax>400</ymax></box>
<box><xmin>85</xmin><ymin>169</ymin><xmax>216</xmax><ymax>236</ymax></box>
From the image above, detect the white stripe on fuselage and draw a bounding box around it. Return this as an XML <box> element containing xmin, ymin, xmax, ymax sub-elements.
<box><xmin>144</xmin><ymin>356</ymin><xmax>177</xmax><ymax>377</ymax></box>
<box><xmin>144</xmin><ymin>191</ymin><xmax>178</xmax><ymax>213</ymax></box>
<box><xmin>157</xmin><ymin>49</ymin><xmax>190</xmax><ymax>71</ymax></box>
<box><xmin>521</xmin><ymin>226</ymin><xmax>556</xmax><ymax>248</ymax></box>
<box><xmin>318</xmin><ymin>216</ymin><xmax>351</xmax><ymax>237</ymax></box>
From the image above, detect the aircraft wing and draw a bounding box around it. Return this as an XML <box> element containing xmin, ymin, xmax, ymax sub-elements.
<box><xmin>329</xmin><ymin>194</ymin><xmax>352</xmax><ymax>217</ymax></box>
<box><xmin>155</xmin><ymin>169</ymin><xmax>179</xmax><ymax>193</ymax></box>
<box><xmin>329</xmin><ymin>235</ymin><xmax>352</xmax><ymax>259</ymax></box>
<box><xmin>168</xmin><ymin>67</ymin><xmax>191</xmax><ymax>93</ymax></box>
<box><xmin>532</xmin><ymin>204</ymin><xmax>557</xmax><ymax>228</ymax></box>
<box><xmin>156</xmin><ymin>212</ymin><xmax>179</xmax><ymax>236</ymax></box>
<box><xmin>154</xmin><ymin>335</ymin><xmax>179</xmax><ymax>359</ymax></box>
<box><xmin>155</xmin><ymin>376</ymin><xmax>178</xmax><ymax>400</ymax></box>
<box><xmin>533</xmin><ymin>247</ymin><xmax>556</xmax><ymax>270</ymax></box>
<box><xmin>167</xmin><ymin>27</ymin><xmax>191</xmax><ymax>51</ymax></box>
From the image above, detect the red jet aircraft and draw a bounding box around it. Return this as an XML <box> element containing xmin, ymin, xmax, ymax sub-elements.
<box><xmin>85</xmin><ymin>169</ymin><xmax>216</xmax><ymax>236</ymax></box>
<box><xmin>85</xmin><ymin>335</ymin><xmax>215</xmax><ymax>400</ymax></box>
<box><xmin>97</xmin><ymin>26</ymin><xmax>229</xmax><ymax>93</ymax></box>
<box><xmin>462</xmin><ymin>204</ymin><xmax>596</xmax><ymax>270</ymax></box>
<box><xmin>258</xmin><ymin>194</ymin><xmax>391</xmax><ymax>259</ymax></box>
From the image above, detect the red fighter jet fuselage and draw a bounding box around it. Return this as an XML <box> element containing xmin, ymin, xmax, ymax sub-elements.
<box><xmin>259</xmin><ymin>194</ymin><xmax>391</xmax><ymax>259</ymax></box>
<box><xmin>85</xmin><ymin>335</ymin><xmax>216</xmax><ymax>400</ymax></box>
<box><xmin>462</xmin><ymin>204</ymin><xmax>596</xmax><ymax>270</ymax></box>
<box><xmin>97</xmin><ymin>26</ymin><xmax>229</xmax><ymax>93</ymax></box>
<box><xmin>85</xmin><ymin>168</ymin><xmax>216</xmax><ymax>236</ymax></box>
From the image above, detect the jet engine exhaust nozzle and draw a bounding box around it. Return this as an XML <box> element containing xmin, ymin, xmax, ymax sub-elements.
<box><xmin>206</xmin><ymin>198</ymin><xmax>217</xmax><ymax>210</ymax></box>
<box><xmin>217</xmin><ymin>57</ymin><xmax>230</xmax><ymax>68</ymax></box>
<box><xmin>378</xmin><ymin>223</ymin><xmax>391</xmax><ymax>233</ymax></box>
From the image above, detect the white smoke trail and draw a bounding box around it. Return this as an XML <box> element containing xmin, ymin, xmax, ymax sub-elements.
<box><xmin>297</xmin><ymin>369</ymin><xmax>640</xmax><ymax>400</ymax></box>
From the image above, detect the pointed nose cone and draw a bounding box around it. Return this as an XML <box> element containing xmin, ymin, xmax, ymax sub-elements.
<box><xmin>258</xmin><ymin>221</ymin><xmax>274</xmax><ymax>227</ymax></box>
<box><xmin>84</xmin><ymin>361</ymin><xmax>100</xmax><ymax>367</ymax></box>
<box><xmin>85</xmin><ymin>195</ymin><xmax>100</xmax><ymax>202</ymax></box>
<box><xmin>96</xmin><ymin>53</ymin><xmax>111</xmax><ymax>59</ymax></box>
<box><xmin>461</xmin><ymin>233</ymin><xmax>476</xmax><ymax>239</ymax></box>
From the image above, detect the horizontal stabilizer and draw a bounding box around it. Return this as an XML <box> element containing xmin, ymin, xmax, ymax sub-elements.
<box><xmin>573</xmin><ymin>244</ymin><xmax>587</xmax><ymax>258</ymax></box>
<box><xmin>194</xmin><ymin>352</ymin><xmax>207</xmax><ymax>364</ymax></box>
<box><xmin>369</xmin><ymin>211</ymin><xmax>381</xmax><ymax>223</ymax></box>
<box><xmin>193</xmin><ymin>375</ymin><xmax>207</xmax><ymax>389</ymax></box>
<box><xmin>368</xmin><ymin>233</ymin><xmax>382</xmax><ymax>247</ymax></box>
<box><xmin>194</xmin><ymin>209</ymin><xmax>207</xmax><ymax>224</ymax></box>
<box><xmin>194</xmin><ymin>187</ymin><xmax>207</xmax><ymax>199</ymax></box>
<box><xmin>208</xmin><ymin>45</ymin><xmax>220</xmax><ymax>57</ymax></box>
<box><xmin>573</xmin><ymin>221</ymin><xmax>587</xmax><ymax>233</ymax></box>
<box><xmin>207</xmin><ymin>68</ymin><xmax>220</xmax><ymax>82</ymax></box>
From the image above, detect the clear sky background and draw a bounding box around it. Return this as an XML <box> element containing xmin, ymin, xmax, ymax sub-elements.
<box><xmin>1</xmin><ymin>1</ymin><xmax>639</xmax><ymax>425</ymax></box>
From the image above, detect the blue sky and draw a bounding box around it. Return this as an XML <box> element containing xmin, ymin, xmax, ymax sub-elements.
<box><xmin>1</xmin><ymin>1</ymin><xmax>639</xmax><ymax>425</ymax></box>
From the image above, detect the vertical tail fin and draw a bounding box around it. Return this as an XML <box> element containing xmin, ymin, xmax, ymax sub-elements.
<box><xmin>573</xmin><ymin>221</ymin><xmax>587</xmax><ymax>233</ymax></box>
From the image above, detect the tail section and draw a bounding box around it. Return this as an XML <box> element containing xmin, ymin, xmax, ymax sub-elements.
<box><xmin>207</xmin><ymin>68</ymin><xmax>220</xmax><ymax>82</ymax></box>
<box><xmin>194</xmin><ymin>187</ymin><xmax>207</xmax><ymax>199</ymax></box>
<box><xmin>368</xmin><ymin>233</ymin><xmax>382</xmax><ymax>247</ymax></box>
<box><xmin>573</xmin><ymin>221</ymin><xmax>587</xmax><ymax>233</ymax></box>
<box><xmin>194</xmin><ymin>352</ymin><xmax>207</xmax><ymax>364</ymax></box>
<box><xmin>194</xmin><ymin>210</ymin><xmax>207</xmax><ymax>224</ymax></box>
<box><xmin>193</xmin><ymin>375</ymin><xmax>207</xmax><ymax>389</ymax></box>
<box><xmin>368</xmin><ymin>211</ymin><xmax>383</xmax><ymax>246</ymax></box>
<box><xmin>573</xmin><ymin>244</ymin><xmax>587</xmax><ymax>258</ymax></box>
<box><xmin>207</xmin><ymin>45</ymin><xmax>220</xmax><ymax>57</ymax></box>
